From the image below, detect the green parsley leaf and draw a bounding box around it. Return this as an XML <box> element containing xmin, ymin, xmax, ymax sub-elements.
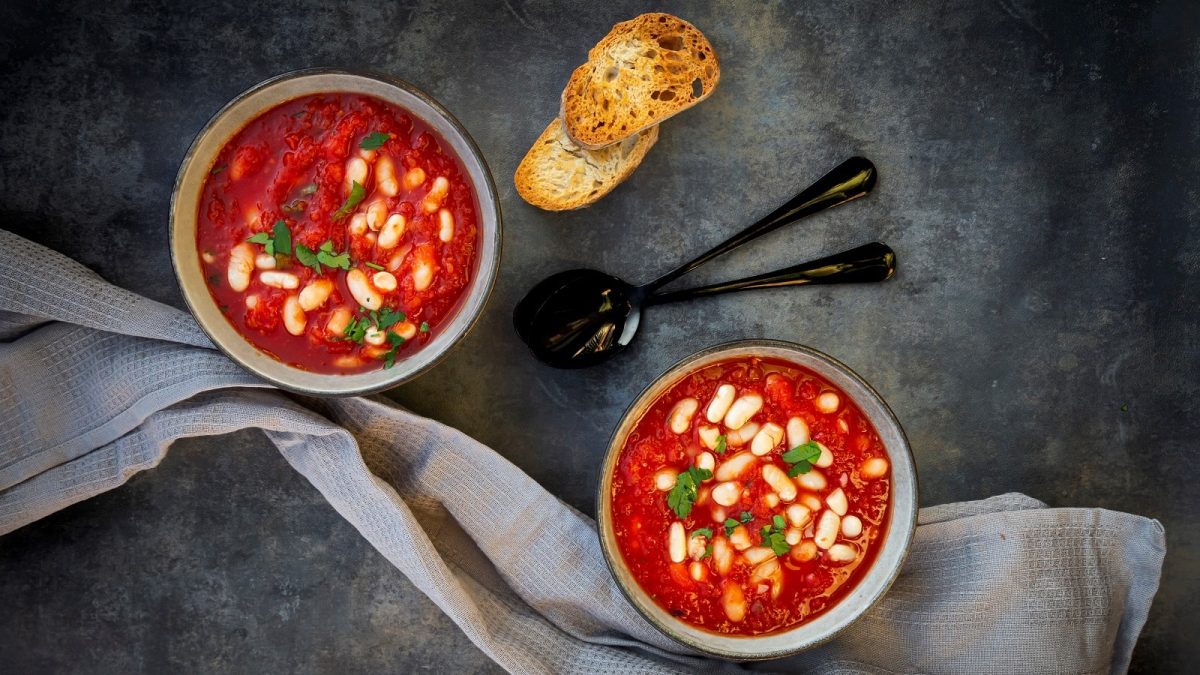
<box><xmin>359</xmin><ymin>132</ymin><xmax>390</xmax><ymax>151</ymax></box>
<box><xmin>787</xmin><ymin>462</ymin><xmax>812</xmax><ymax>477</ymax></box>
<box><xmin>375</xmin><ymin>307</ymin><xmax>405</xmax><ymax>331</ymax></box>
<box><xmin>773</xmin><ymin>514</ymin><xmax>786</xmax><ymax>531</ymax></box>
<box><xmin>782</xmin><ymin>441</ymin><xmax>822</xmax><ymax>465</ymax></box>
<box><xmin>690</xmin><ymin>527</ymin><xmax>713</xmax><ymax>540</ymax></box>
<box><xmin>739</xmin><ymin>511</ymin><xmax>754</xmax><ymax>523</ymax></box>
<box><xmin>666</xmin><ymin>466</ymin><xmax>711</xmax><ymax>519</ymax></box>
<box><xmin>295</xmin><ymin>243</ymin><xmax>321</xmax><ymax>274</ymax></box>
<box><xmin>723</xmin><ymin>518</ymin><xmax>740</xmax><ymax>537</ymax></box>
<box><xmin>272</xmin><ymin>220</ymin><xmax>291</xmax><ymax>256</ymax></box>
<box><xmin>419</xmin><ymin>321</ymin><xmax>430</xmax><ymax>333</ymax></box>
<box><xmin>765</xmin><ymin>530</ymin><xmax>790</xmax><ymax>557</ymax></box>
<box><xmin>332</xmin><ymin>181</ymin><xmax>366</xmax><ymax>220</ymax></box>
<box><xmin>383</xmin><ymin>332</ymin><xmax>406</xmax><ymax>369</ymax></box>
<box><xmin>316</xmin><ymin>244</ymin><xmax>350</xmax><ymax>271</ymax></box>
<box><xmin>343</xmin><ymin>316</ymin><xmax>368</xmax><ymax>344</ymax></box>
<box><xmin>365</xmin><ymin>262</ymin><xmax>386</xmax><ymax>271</ymax></box>
<box><xmin>701</xmin><ymin>543</ymin><xmax>713</xmax><ymax>560</ymax></box>
<box><xmin>246</xmin><ymin>232</ymin><xmax>271</xmax><ymax>245</ymax></box>
<box><xmin>760</xmin><ymin>524</ymin><xmax>772</xmax><ymax>538</ymax></box>
<box><xmin>713</xmin><ymin>434</ymin><xmax>728</xmax><ymax>455</ymax></box>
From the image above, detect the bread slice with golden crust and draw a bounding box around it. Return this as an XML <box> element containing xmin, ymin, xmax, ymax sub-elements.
<box><xmin>514</xmin><ymin>118</ymin><xmax>659</xmax><ymax>211</ymax></box>
<box><xmin>560</xmin><ymin>13</ymin><xmax>719</xmax><ymax>150</ymax></box>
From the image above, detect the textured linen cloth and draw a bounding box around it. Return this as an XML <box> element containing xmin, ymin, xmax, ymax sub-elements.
<box><xmin>0</xmin><ymin>229</ymin><xmax>1165</xmax><ymax>674</ymax></box>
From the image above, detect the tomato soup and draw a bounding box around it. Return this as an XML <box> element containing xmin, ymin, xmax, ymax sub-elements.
<box><xmin>610</xmin><ymin>356</ymin><xmax>891</xmax><ymax>635</ymax></box>
<box><xmin>196</xmin><ymin>93</ymin><xmax>479</xmax><ymax>373</ymax></box>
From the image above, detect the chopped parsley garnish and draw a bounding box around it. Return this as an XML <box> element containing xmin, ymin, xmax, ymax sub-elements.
<box><xmin>760</xmin><ymin>518</ymin><xmax>791</xmax><ymax>557</ymax></box>
<box><xmin>701</xmin><ymin>543</ymin><xmax>713</xmax><ymax>560</ymax></box>
<box><xmin>739</xmin><ymin>510</ymin><xmax>754</xmax><ymax>523</ymax></box>
<box><xmin>296</xmin><ymin>240</ymin><xmax>350</xmax><ymax>275</ymax></box>
<box><xmin>246</xmin><ymin>220</ymin><xmax>291</xmax><ymax>257</ymax></box>
<box><xmin>690</xmin><ymin>527</ymin><xmax>712</xmax><ymax>540</ymax></box>
<box><xmin>783</xmin><ymin>441</ymin><xmax>823</xmax><ymax>477</ymax></box>
<box><xmin>723</xmin><ymin>518</ymin><xmax>740</xmax><ymax>536</ymax></box>
<box><xmin>714</xmin><ymin>434</ymin><xmax>728</xmax><ymax>455</ymax></box>
<box><xmin>343</xmin><ymin>315</ymin><xmax>369</xmax><ymax>343</ymax></box>
<box><xmin>365</xmin><ymin>262</ymin><xmax>386</xmax><ymax>271</ymax></box>
<box><xmin>246</xmin><ymin>232</ymin><xmax>271</xmax><ymax>246</ymax></box>
<box><xmin>666</xmin><ymin>466</ymin><xmax>712</xmax><ymax>519</ymax></box>
<box><xmin>295</xmin><ymin>244</ymin><xmax>321</xmax><ymax>274</ymax></box>
<box><xmin>332</xmin><ymin>180</ymin><xmax>366</xmax><ymax>220</ymax></box>
<box><xmin>382</xmin><ymin>331</ymin><xmax>405</xmax><ymax>369</ymax></box>
<box><xmin>419</xmin><ymin>321</ymin><xmax>430</xmax><ymax>333</ymax></box>
<box><xmin>210</xmin><ymin>164</ymin><xmax>227</xmax><ymax>175</ymax></box>
<box><xmin>359</xmin><ymin>132</ymin><xmax>390</xmax><ymax>150</ymax></box>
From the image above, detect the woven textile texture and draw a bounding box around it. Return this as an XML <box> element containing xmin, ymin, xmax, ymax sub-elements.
<box><xmin>0</xmin><ymin>229</ymin><xmax>1165</xmax><ymax>674</ymax></box>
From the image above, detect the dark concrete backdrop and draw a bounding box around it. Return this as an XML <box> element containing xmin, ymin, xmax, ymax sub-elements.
<box><xmin>1</xmin><ymin>1</ymin><xmax>1196</xmax><ymax>672</ymax></box>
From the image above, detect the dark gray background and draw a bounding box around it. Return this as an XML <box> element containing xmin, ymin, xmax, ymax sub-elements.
<box><xmin>1</xmin><ymin>0</ymin><xmax>1195</xmax><ymax>672</ymax></box>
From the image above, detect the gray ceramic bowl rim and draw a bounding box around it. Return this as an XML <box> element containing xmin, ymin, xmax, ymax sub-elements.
<box><xmin>596</xmin><ymin>339</ymin><xmax>918</xmax><ymax>660</ymax></box>
<box><xmin>170</xmin><ymin>68</ymin><xmax>502</xmax><ymax>396</ymax></box>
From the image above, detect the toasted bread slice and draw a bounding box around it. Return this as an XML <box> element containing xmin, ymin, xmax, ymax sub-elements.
<box><xmin>561</xmin><ymin>13</ymin><xmax>719</xmax><ymax>149</ymax></box>
<box><xmin>515</xmin><ymin>118</ymin><xmax>659</xmax><ymax>211</ymax></box>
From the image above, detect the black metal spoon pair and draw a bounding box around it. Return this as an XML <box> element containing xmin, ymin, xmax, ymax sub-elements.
<box><xmin>513</xmin><ymin>157</ymin><xmax>894</xmax><ymax>369</ymax></box>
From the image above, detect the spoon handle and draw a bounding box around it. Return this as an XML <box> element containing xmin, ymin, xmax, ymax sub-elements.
<box><xmin>645</xmin><ymin>242</ymin><xmax>896</xmax><ymax>306</ymax></box>
<box><xmin>644</xmin><ymin>157</ymin><xmax>877</xmax><ymax>292</ymax></box>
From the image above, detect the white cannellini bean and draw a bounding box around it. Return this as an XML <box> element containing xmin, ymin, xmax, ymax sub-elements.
<box><xmin>728</xmin><ymin>525</ymin><xmax>751</xmax><ymax>551</ymax></box>
<box><xmin>372</xmin><ymin>271</ymin><xmax>398</xmax><ymax>292</ymax></box>
<box><xmin>365</xmin><ymin>200</ymin><xmax>389</xmax><ymax>232</ymax></box>
<box><xmin>785</xmin><ymin>527</ymin><xmax>802</xmax><ymax>546</ymax></box>
<box><xmin>722</xmin><ymin>582</ymin><xmax>747</xmax><ymax>622</ymax></box>
<box><xmin>725</xmin><ymin>421</ymin><xmax>760</xmax><ymax>447</ymax></box>
<box><xmin>750</xmin><ymin>422</ymin><xmax>784</xmax><ymax>456</ymax></box>
<box><xmin>298</xmin><ymin>279</ymin><xmax>333</xmax><ymax>311</ymax></box>
<box><xmin>358</xmin><ymin>147</ymin><xmax>376</xmax><ymax>162</ymax></box>
<box><xmin>346</xmin><ymin>269</ymin><xmax>382</xmax><ymax>310</ymax></box>
<box><xmin>412</xmin><ymin>255</ymin><xmax>435</xmax><ymax>292</ymax></box>
<box><xmin>375</xmin><ymin>156</ymin><xmax>399</xmax><ymax>197</ymax></box>
<box><xmin>364</xmin><ymin>327</ymin><xmax>387</xmax><ymax>346</ymax></box>
<box><xmin>814</xmin><ymin>510</ymin><xmax>841</xmax><ymax>549</ymax></box>
<box><xmin>743</xmin><ymin>546</ymin><xmax>775</xmax><ymax>565</ymax></box>
<box><xmin>387</xmin><ymin>243</ymin><xmax>413</xmax><ymax>271</ymax></box>
<box><xmin>688</xmin><ymin>534</ymin><xmax>708</xmax><ymax>561</ymax></box>
<box><xmin>723</xmin><ymin>393</ymin><xmax>763</xmax><ymax>430</ymax></box>
<box><xmin>800</xmin><ymin>493</ymin><xmax>823</xmax><ymax>512</ymax></box>
<box><xmin>826</xmin><ymin>488</ymin><xmax>848</xmax><ymax>516</ymax></box>
<box><xmin>282</xmin><ymin>295</ymin><xmax>306</xmax><ymax>336</ymax></box>
<box><xmin>714</xmin><ymin>451</ymin><xmax>756</xmax><ymax>481</ymax></box>
<box><xmin>861</xmin><ymin>457</ymin><xmax>890</xmax><ymax>480</ymax></box>
<box><xmin>763</xmin><ymin>492</ymin><xmax>780</xmax><ymax>509</ymax></box>
<box><xmin>705</xmin><ymin>384</ymin><xmax>736</xmax><ymax>423</ymax></box>
<box><xmin>227</xmin><ymin>243</ymin><xmax>255</xmax><ymax>292</ymax></box>
<box><xmin>333</xmin><ymin>354</ymin><xmax>362</xmax><ymax>369</ymax></box>
<box><xmin>814</xmin><ymin>441</ymin><xmax>834</xmax><ymax>468</ymax></box>
<box><xmin>378</xmin><ymin>214</ymin><xmax>406</xmax><ymax>249</ymax></box>
<box><xmin>326</xmin><ymin>307</ymin><xmax>352</xmax><ymax>335</ymax></box>
<box><xmin>786</xmin><ymin>416</ymin><xmax>810</xmax><ymax>448</ymax></box>
<box><xmin>345</xmin><ymin>156</ymin><xmax>369</xmax><ymax>194</ymax></box>
<box><xmin>244</xmin><ymin>294</ymin><xmax>259</xmax><ymax>309</ymax></box>
<box><xmin>711</xmin><ymin>481</ymin><xmax>741</xmax><ymax>507</ymax></box>
<box><xmin>792</xmin><ymin>540</ymin><xmax>819</xmax><ymax>562</ymax></box>
<box><xmin>697</xmin><ymin>425</ymin><xmax>721</xmax><ymax>450</ymax></box>
<box><xmin>816</xmin><ymin>391</ymin><xmax>841</xmax><ymax>414</ymax></box>
<box><xmin>796</xmin><ymin>469</ymin><xmax>828</xmax><ymax>492</ymax></box>
<box><xmin>841</xmin><ymin>515</ymin><xmax>863</xmax><ymax>538</ymax></box>
<box><xmin>259</xmin><ymin>270</ymin><xmax>299</xmax><ymax>289</ymax></box>
<box><xmin>668</xmin><ymin>522</ymin><xmax>686</xmax><ymax>563</ymax></box>
<box><xmin>697</xmin><ymin>452</ymin><xmax>716</xmax><ymax>473</ymax></box>
<box><xmin>654</xmin><ymin>469</ymin><xmax>677</xmax><ymax>491</ymax></box>
<box><xmin>422</xmin><ymin>176</ymin><xmax>449</xmax><ymax>213</ymax></box>
<box><xmin>349</xmin><ymin>213</ymin><xmax>368</xmax><ymax>236</ymax></box>
<box><xmin>712</xmin><ymin>536</ymin><xmax>733</xmax><ymax>575</ymax></box>
<box><xmin>786</xmin><ymin>504</ymin><xmax>812</xmax><ymax>528</ymax></box>
<box><xmin>254</xmin><ymin>253</ymin><xmax>276</xmax><ymax>270</ymax></box>
<box><xmin>750</xmin><ymin>557</ymin><xmax>780</xmax><ymax>584</ymax></box>
<box><xmin>393</xmin><ymin>321</ymin><xmax>418</xmax><ymax>340</ymax></box>
<box><xmin>202</xmin><ymin>251</ymin><xmax>216</xmax><ymax>264</ymax></box>
<box><xmin>711</xmin><ymin>505</ymin><xmax>727</xmax><ymax>523</ymax></box>
<box><xmin>438</xmin><ymin>208</ymin><xmax>455</xmax><ymax>242</ymax></box>
<box><xmin>761</xmin><ymin>464</ymin><xmax>797</xmax><ymax>502</ymax></box>
<box><xmin>827</xmin><ymin>543</ymin><xmax>857</xmax><ymax>563</ymax></box>
<box><xmin>403</xmin><ymin>167</ymin><xmax>426</xmax><ymax>191</ymax></box>
<box><xmin>688</xmin><ymin>561</ymin><xmax>707</xmax><ymax>582</ymax></box>
<box><xmin>668</xmin><ymin>398</ymin><xmax>699</xmax><ymax>434</ymax></box>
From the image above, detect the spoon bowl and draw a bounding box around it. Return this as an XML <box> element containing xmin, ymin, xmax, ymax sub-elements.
<box><xmin>513</xmin><ymin>269</ymin><xmax>638</xmax><ymax>368</ymax></box>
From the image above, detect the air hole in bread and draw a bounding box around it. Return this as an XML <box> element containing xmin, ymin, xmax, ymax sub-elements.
<box><xmin>692</xmin><ymin>78</ymin><xmax>703</xmax><ymax>98</ymax></box>
<box><xmin>604</xmin><ymin>66</ymin><xmax>619</xmax><ymax>82</ymax></box>
<box><xmin>657</xmin><ymin>34</ymin><xmax>684</xmax><ymax>51</ymax></box>
<box><xmin>651</xmin><ymin>90</ymin><xmax>676</xmax><ymax>102</ymax></box>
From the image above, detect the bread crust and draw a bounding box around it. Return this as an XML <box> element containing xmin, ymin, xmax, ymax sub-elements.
<box><xmin>514</xmin><ymin>118</ymin><xmax>659</xmax><ymax>211</ymax></box>
<box><xmin>560</xmin><ymin>13</ymin><xmax>719</xmax><ymax>149</ymax></box>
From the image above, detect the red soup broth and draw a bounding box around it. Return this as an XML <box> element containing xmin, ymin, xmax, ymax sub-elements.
<box><xmin>610</xmin><ymin>356</ymin><xmax>892</xmax><ymax>635</ymax></box>
<box><xmin>196</xmin><ymin>93</ymin><xmax>479</xmax><ymax>374</ymax></box>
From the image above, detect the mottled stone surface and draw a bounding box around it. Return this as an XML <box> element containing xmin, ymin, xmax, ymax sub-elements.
<box><xmin>0</xmin><ymin>0</ymin><xmax>1195</xmax><ymax>672</ymax></box>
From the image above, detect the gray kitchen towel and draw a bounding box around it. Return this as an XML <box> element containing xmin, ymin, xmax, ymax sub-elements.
<box><xmin>0</xmin><ymin>228</ymin><xmax>1165</xmax><ymax>674</ymax></box>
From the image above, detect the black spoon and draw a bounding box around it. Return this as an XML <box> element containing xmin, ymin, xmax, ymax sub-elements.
<box><xmin>513</xmin><ymin>157</ymin><xmax>889</xmax><ymax>368</ymax></box>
